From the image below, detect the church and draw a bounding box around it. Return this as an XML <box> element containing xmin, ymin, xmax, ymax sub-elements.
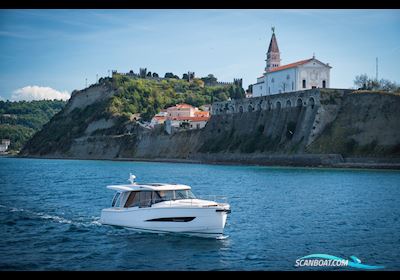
<box><xmin>252</xmin><ymin>28</ymin><xmax>332</xmax><ymax>97</ymax></box>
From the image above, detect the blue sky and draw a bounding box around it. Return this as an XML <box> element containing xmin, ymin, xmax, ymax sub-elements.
<box><xmin>0</xmin><ymin>9</ymin><xmax>399</xmax><ymax>101</ymax></box>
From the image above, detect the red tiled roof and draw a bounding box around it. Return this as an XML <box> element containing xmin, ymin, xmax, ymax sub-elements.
<box><xmin>267</xmin><ymin>58</ymin><xmax>313</xmax><ymax>73</ymax></box>
<box><xmin>169</xmin><ymin>116</ymin><xmax>210</xmax><ymax>122</ymax></box>
<box><xmin>194</xmin><ymin>111</ymin><xmax>209</xmax><ymax>117</ymax></box>
<box><xmin>153</xmin><ymin>116</ymin><xmax>166</xmax><ymax>120</ymax></box>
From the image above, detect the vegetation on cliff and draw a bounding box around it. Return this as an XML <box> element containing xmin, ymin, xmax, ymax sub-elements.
<box><xmin>0</xmin><ymin>100</ymin><xmax>66</xmax><ymax>151</ymax></box>
<box><xmin>108</xmin><ymin>74</ymin><xmax>244</xmax><ymax>121</ymax></box>
<box><xmin>21</xmin><ymin>74</ymin><xmax>244</xmax><ymax>155</ymax></box>
<box><xmin>354</xmin><ymin>74</ymin><xmax>400</xmax><ymax>93</ymax></box>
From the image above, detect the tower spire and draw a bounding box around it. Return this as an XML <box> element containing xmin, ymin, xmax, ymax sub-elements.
<box><xmin>265</xmin><ymin>27</ymin><xmax>281</xmax><ymax>73</ymax></box>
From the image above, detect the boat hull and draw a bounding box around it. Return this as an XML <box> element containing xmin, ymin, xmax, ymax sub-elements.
<box><xmin>100</xmin><ymin>206</ymin><xmax>229</xmax><ymax>237</ymax></box>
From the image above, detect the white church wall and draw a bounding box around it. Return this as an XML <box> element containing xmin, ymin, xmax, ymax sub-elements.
<box><xmin>297</xmin><ymin>60</ymin><xmax>330</xmax><ymax>90</ymax></box>
<box><xmin>252</xmin><ymin>82</ymin><xmax>265</xmax><ymax>97</ymax></box>
<box><xmin>266</xmin><ymin>68</ymin><xmax>297</xmax><ymax>95</ymax></box>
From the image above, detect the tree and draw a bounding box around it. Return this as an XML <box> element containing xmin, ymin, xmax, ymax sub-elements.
<box><xmin>182</xmin><ymin>73</ymin><xmax>189</xmax><ymax>80</ymax></box>
<box><xmin>228</xmin><ymin>85</ymin><xmax>245</xmax><ymax>100</ymax></box>
<box><xmin>354</xmin><ymin>74</ymin><xmax>371</xmax><ymax>90</ymax></box>
<box><xmin>354</xmin><ymin>74</ymin><xmax>399</xmax><ymax>92</ymax></box>
<box><xmin>201</xmin><ymin>74</ymin><xmax>217</xmax><ymax>86</ymax></box>
<box><xmin>379</xmin><ymin>79</ymin><xmax>398</xmax><ymax>92</ymax></box>
<box><xmin>164</xmin><ymin>72</ymin><xmax>175</xmax><ymax>79</ymax></box>
<box><xmin>152</xmin><ymin>72</ymin><xmax>159</xmax><ymax>78</ymax></box>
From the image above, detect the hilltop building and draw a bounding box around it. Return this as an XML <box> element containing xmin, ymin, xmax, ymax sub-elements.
<box><xmin>0</xmin><ymin>139</ymin><xmax>10</xmax><ymax>153</ymax></box>
<box><xmin>149</xmin><ymin>104</ymin><xmax>210</xmax><ymax>134</ymax></box>
<box><xmin>252</xmin><ymin>28</ymin><xmax>332</xmax><ymax>97</ymax></box>
<box><xmin>149</xmin><ymin>110</ymin><xmax>168</xmax><ymax>127</ymax></box>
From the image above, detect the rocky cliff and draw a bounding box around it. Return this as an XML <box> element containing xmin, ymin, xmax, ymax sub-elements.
<box><xmin>20</xmin><ymin>83</ymin><xmax>400</xmax><ymax>168</ymax></box>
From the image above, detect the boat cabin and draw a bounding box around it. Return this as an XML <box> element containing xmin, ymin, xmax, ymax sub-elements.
<box><xmin>107</xmin><ymin>183</ymin><xmax>196</xmax><ymax>208</ymax></box>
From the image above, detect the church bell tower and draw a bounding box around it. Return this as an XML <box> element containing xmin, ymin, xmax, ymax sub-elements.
<box><xmin>265</xmin><ymin>27</ymin><xmax>281</xmax><ymax>73</ymax></box>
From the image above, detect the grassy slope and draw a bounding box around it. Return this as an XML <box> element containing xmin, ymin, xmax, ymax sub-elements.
<box><xmin>0</xmin><ymin>100</ymin><xmax>66</xmax><ymax>151</ymax></box>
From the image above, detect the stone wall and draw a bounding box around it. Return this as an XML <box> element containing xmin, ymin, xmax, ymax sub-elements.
<box><xmin>211</xmin><ymin>88</ymin><xmax>351</xmax><ymax>115</ymax></box>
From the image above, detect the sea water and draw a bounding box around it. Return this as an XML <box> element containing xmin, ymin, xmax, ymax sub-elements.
<box><xmin>0</xmin><ymin>157</ymin><xmax>399</xmax><ymax>270</ymax></box>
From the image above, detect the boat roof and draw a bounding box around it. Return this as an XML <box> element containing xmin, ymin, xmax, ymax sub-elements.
<box><xmin>106</xmin><ymin>183</ymin><xmax>191</xmax><ymax>192</ymax></box>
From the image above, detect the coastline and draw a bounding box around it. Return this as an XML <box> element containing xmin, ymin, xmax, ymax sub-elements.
<box><xmin>11</xmin><ymin>154</ymin><xmax>400</xmax><ymax>170</ymax></box>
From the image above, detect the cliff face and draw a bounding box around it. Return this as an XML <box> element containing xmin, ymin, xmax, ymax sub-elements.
<box><xmin>20</xmin><ymin>86</ymin><xmax>400</xmax><ymax>166</ymax></box>
<box><xmin>307</xmin><ymin>92</ymin><xmax>400</xmax><ymax>156</ymax></box>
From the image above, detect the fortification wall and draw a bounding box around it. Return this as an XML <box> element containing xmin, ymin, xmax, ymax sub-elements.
<box><xmin>212</xmin><ymin>88</ymin><xmax>326</xmax><ymax>115</ymax></box>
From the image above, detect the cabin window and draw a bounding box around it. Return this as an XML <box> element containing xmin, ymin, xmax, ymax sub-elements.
<box><xmin>175</xmin><ymin>190</ymin><xmax>196</xmax><ymax>200</ymax></box>
<box><xmin>322</xmin><ymin>80</ymin><xmax>326</xmax><ymax>88</ymax></box>
<box><xmin>155</xmin><ymin>190</ymin><xmax>175</xmax><ymax>202</ymax></box>
<box><xmin>124</xmin><ymin>192</ymin><xmax>140</xmax><ymax>208</ymax></box>
<box><xmin>302</xmin><ymin>79</ymin><xmax>306</xmax><ymax>88</ymax></box>
<box><xmin>139</xmin><ymin>191</ymin><xmax>153</xmax><ymax>208</ymax></box>
<box><xmin>112</xmin><ymin>192</ymin><xmax>121</xmax><ymax>207</ymax></box>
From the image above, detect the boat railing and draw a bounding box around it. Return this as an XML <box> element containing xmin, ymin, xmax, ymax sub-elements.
<box><xmin>164</xmin><ymin>195</ymin><xmax>228</xmax><ymax>207</ymax></box>
<box><xmin>196</xmin><ymin>195</ymin><xmax>228</xmax><ymax>205</ymax></box>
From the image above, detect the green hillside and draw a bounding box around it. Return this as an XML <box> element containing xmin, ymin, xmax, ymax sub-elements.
<box><xmin>0</xmin><ymin>100</ymin><xmax>66</xmax><ymax>151</ymax></box>
<box><xmin>108</xmin><ymin>74</ymin><xmax>244</xmax><ymax>121</ymax></box>
<box><xmin>21</xmin><ymin>75</ymin><xmax>244</xmax><ymax>156</ymax></box>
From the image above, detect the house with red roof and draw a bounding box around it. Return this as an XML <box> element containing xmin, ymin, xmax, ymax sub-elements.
<box><xmin>162</xmin><ymin>103</ymin><xmax>210</xmax><ymax>134</ymax></box>
<box><xmin>252</xmin><ymin>27</ymin><xmax>332</xmax><ymax>97</ymax></box>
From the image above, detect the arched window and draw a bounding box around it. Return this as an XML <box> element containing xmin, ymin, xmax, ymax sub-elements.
<box><xmin>297</xmin><ymin>98</ymin><xmax>303</xmax><ymax>107</ymax></box>
<box><xmin>302</xmin><ymin>79</ymin><xmax>306</xmax><ymax>88</ymax></box>
<box><xmin>286</xmin><ymin>100</ymin><xmax>291</xmax><ymax>107</ymax></box>
<box><xmin>322</xmin><ymin>80</ymin><xmax>326</xmax><ymax>88</ymax></box>
<box><xmin>239</xmin><ymin>106</ymin><xmax>244</xmax><ymax>113</ymax></box>
<box><xmin>276</xmin><ymin>101</ymin><xmax>281</xmax><ymax>110</ymax></box>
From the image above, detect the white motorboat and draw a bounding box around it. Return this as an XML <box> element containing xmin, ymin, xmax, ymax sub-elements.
<box><xmin>100</xmin><ymin>174</ymin><xmax>231</xmax><ymax>238</ymax></box>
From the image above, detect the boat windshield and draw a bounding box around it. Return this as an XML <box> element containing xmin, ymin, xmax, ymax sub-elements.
<box><xmin>122</xmin><ymin>190</ymin><xmax>197</xmax><ymax>208</ymax></box>
<box><xmin>156</xmin><ymin>190</ymin><xmax>196</xmax><ymax>202</ymax></box>
<box><xmin>175</xmin><ymin>190</ymin><xmax>196</xmax><ymax>200</ymax></box>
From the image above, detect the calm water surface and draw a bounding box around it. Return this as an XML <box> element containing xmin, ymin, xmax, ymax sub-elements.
<box><xmin>0</xmin><ymin>157</ymin><xmax>399</xmax><ymax>270</ymax></box>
